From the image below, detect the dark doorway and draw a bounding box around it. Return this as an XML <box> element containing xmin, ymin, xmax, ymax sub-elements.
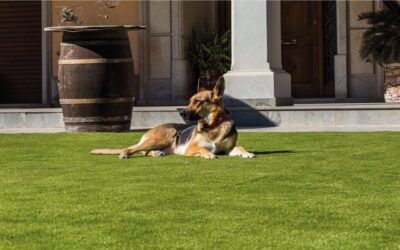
<box><xmin>217</xmin><ymin>0</ymin><xmax>231</xmax><ymax>35</ymax></box>
<box><xmin>281</xmin><ymin>1</ymin><xmax>336</xmax><ymax>98</ymax></box>
<box><xmin>0</xmin><ymin>1</ymin><xmax>42</xmax><ymax>104</ymax></box>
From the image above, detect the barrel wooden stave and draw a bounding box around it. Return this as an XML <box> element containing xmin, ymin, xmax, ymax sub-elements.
<box><xmin>61</xmin><ymin>103</ymin><xmax>133</xmax><ymax>117</ymax></box>
<box><xmin>58</xmin><ymin>64</ymin><xmax>134</xmax><ymax>99</ymax></box>
<box><xmin>58</xmin><ymin>30</ymin><xmax>135</xmax><ymax>132</ymax></box>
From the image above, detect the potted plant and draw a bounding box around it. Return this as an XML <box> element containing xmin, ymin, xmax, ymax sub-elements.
<box><xmin>187</xmin><ymin>29</ymin><xmax>231</xmax><ymax>91</ymax></box>
<box><xmin>359</xmin><ymin>0</ymin><xmax>400</xmax><ymax>102</ymax></box>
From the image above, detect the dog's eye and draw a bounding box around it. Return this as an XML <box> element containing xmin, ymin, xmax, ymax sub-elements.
<box><xmin>194</xmin><ymin>99</ymin><xmax>202</xmax><ymax>104</ymax></box>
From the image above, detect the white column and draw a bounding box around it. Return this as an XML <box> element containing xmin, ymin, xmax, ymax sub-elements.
<box><xmin>224</xmin><ymin>0</ymin><xmax>292</xmax><ymax>107</ymax></box>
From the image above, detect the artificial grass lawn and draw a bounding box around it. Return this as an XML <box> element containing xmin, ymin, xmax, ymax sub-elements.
<box><xmin>0</xmin><ymin>132</ymin><xmax>399</xmax><ymax>249</ymax></box>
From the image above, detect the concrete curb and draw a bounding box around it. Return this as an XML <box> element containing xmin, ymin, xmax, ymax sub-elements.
<box><xmin>2</xmin><ymin>125</ymin><xmax>400</xmax><ymax>133</ymax></box>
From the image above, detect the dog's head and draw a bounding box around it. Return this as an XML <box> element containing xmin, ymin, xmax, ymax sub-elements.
<box><xmin>179</xmin><ymin>76</ymin><xmax>225</xmax><ymax>124</ymax></box>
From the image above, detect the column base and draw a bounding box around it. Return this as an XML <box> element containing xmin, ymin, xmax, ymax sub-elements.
<box><xmin>223</xmin><ymin>69</ymin><xmax>292</xmax><ymax>108</ymax></box>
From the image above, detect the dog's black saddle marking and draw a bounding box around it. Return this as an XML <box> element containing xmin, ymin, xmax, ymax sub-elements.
<box><xmin>177</xmin><ymin>125</ymin><xmax>196</xmax><ymax>146</ymax></box>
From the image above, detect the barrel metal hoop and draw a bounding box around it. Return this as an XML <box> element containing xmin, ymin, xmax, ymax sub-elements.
<box><xmin>61</xmin><ymin>40</ymin><xmax>130</xmax><ymax>46</ymax></box>
<box><xmin>58</xmin><ymin>58</ymin><xmax>133</xmax><ymax>64</ymax></box>
<box><xmin>64</xmin><ymin>124</ymin><xmax>131</xmax><ymax>132</ymax></box>
<box><xmin>64</xmin><ymin>115</ymin><xmax>131</xmax><ymax>123</ymax></box>
<box><xmin>59</xmin><ymin>97</ymin><xmax>134</xmax><ymax>104</ymax></box>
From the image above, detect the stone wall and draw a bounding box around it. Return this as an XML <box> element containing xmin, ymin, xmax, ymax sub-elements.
<box><xmin>384</xmin><ymin>64</ymin><xmax>400</xmax><ymax>103</ymax></box>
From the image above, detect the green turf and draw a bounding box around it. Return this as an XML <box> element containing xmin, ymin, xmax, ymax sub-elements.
<box><xmin>0</xmin><ymin>132</ymin><xmax>400</xmax><ymax>249</ymax></box>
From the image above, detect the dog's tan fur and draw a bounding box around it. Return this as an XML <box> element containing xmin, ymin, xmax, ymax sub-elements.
<box><xmin>90</xmin><ymin>77</ymin><xmax>255</xmax><ymax>159</ymax></box>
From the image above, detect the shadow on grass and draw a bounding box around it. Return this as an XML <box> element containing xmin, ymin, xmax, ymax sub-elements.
<box><xmin>252</xmin><ymin>150</ymin><xmax>299</xmax><ymax>155</ymax></box>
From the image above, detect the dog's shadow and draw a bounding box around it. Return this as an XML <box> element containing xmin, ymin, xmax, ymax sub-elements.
<box><xmin>251</xmin><ymin>150</ymin><xmax>299</xmax><ymax>155</ymax></box>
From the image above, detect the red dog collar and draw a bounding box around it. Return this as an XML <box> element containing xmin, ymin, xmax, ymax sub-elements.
<box><xmin>203</xmin><ymin>115</ymin><xmax>231</xmax><ymax>130</ymax></box>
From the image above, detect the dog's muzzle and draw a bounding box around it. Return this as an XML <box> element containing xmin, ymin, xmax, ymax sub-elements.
<box><xmin>178</xmin><ymin>108</ymin><xmax>200</xmax><ymax>122</ymax></box>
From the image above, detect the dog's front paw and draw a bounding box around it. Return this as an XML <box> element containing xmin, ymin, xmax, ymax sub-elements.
<box><xmin>229</xmin><ymin>147</ymin><xmax>255</xmax><ymax>158</ymax></box>
<box><xmin>147</xmin><ymin>150</ymin><xmax>166</xmax><ymax>157</ymax></box>
<box><xmin>200</xmin><ymin>152</ymin><xmax>216</xmax><ymax>159</ymax></box>
<box><xmin>119</xmin><ymin>153</ymin><xmax>128</xmax><ymax>159</ymax></box>
<box><xmin>240</xmin><ymin>152</ymin><xmax>255</xmax><ymax>158</ymax></box>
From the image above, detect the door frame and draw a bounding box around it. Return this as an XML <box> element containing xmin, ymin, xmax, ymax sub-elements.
<box><xmin>42</xmin><ymin>0</ymin><xmax>51</xmax><ymax>105</ymax></box>
<box><xmin>334</xmin><ymin>0</ymin><xmax>348</xmax><ymax>99</ymax></box>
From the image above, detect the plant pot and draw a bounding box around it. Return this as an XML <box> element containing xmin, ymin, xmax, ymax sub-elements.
<box><xmin>384</xmin><ymin>63</ymin><xmax>400</xmax><ymax>103</ymax></box>
<box><xmin>197</xmin><ymin>70</ymin><xmax>221</xmax><ymax>92</ymax></box>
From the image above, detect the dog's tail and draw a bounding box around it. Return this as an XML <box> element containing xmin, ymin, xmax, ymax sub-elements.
<box><xmin>90</xmin><ymin>148</ymin><xmax>123</xmax><ymax>155</ymax></box>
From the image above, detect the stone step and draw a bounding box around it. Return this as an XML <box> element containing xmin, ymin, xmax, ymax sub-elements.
<box><xmin>1</xmin><ymin>103</ymin><xmax>400</xmax><ymax>131</ymax></box>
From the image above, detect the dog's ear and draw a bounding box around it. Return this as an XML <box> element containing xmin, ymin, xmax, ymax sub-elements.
<box><xmin>212</xmin><ymin>76</ymin><xmax>225</xmax><ymax>102</ymax></box>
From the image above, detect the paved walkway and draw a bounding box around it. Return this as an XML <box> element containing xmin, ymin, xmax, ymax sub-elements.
<box><xmin>1</xmin><ymin>125</ymin><xmax>400</xmax><ymax>133</ymax></box>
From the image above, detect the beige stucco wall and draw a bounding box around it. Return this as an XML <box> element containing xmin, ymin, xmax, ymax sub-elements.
<box><xmin>183</xmin><ymin>1</ymin><xmax>216</xmax><ymax>39</ymax></box>
<box><xmin>347</xmin><ymin>0</ymin><xmax>384</xmax><ymax>99</ymax></box>
<box><xmin>142</xmin><ymin>0</ymin><xmax>217</xmax><ymax>104</ymax></box>
<box><xmin>49</xmin><ymin>0</ymin><xmax>217</xmax><ymax>105</ymax></box>
<box><xmin>348</xmin><ymin>1</ymin><xmax>374</xmax><ymax>75</ymax></box>
<box><xmin>50</xmin><ymin>0</ymin><xmax>140</xmax><ymax>78</ymax></box>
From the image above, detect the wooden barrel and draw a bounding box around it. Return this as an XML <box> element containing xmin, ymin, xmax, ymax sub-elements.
<box><xmin>58</xmin><ymin>30</ymin><xmax>135</xmax><ymax>132</ymax></box>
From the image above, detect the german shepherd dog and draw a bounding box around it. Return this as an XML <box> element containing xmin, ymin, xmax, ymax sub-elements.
<box><xmin>91</xmin><ymin>77</ymin><xmax>255</xmax><ymax>159</ymax></box>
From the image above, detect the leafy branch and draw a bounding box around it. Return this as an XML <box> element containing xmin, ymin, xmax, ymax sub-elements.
<box><xmin>187</xmin><ymin>29</ymin><xmax>231</xmax><ymax>79</ymax></box>
<box><xmin>359</xmin><ymin>0</ymin><xmax>400</xmax><ymax>64</ymax></box>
